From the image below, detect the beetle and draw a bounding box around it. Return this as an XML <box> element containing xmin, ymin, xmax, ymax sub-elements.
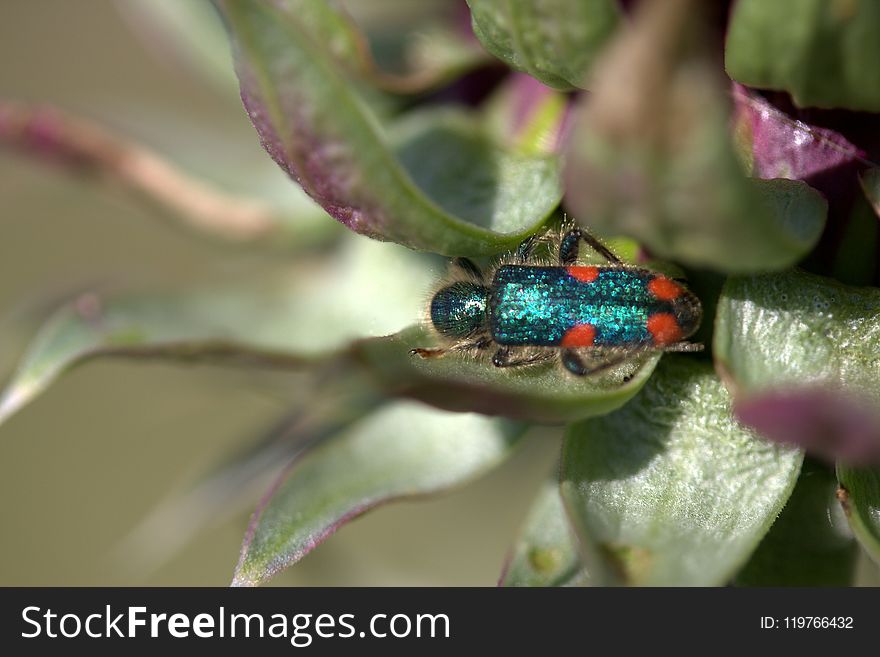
<box><xmin>411</xmin><ymin>224</ymin><xmax>703</xmax><ymax>376</ymax></box>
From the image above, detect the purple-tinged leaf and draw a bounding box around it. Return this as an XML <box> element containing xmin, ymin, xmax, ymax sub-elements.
<box><xmin>731</xmin><ymin>92</ymin><xmax>879</xmax><ymax>283</ymax></box>
<box><xmin>735</xmin><ymin>388</ymin><xmax>880</xmax><ymax>466</ymax></box>
<box><xmin>732</xmin><ymin>85</ymin><xmax>866</xmax><ymax>181</ymax></box>
<box><xmin>484</xmin><ymin>73</ymin><xmax>571</xmax><ymax>155</ymax></box>
<box><xmin>215</xmin><ymin>0</ymin><xmax>560</xmax><ymax>256</ymax></box>
<box><xmin>232</xmin><ymin>402</ymin><xmax>524</xmax><ymax>586</ymax></box>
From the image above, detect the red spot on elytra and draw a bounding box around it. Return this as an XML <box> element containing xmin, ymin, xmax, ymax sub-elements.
<box><xmin>648</xmin><ymin>276</ymin><xmax>683</xmax><ymax>301</ymax></box>
<box><xmin>647</xmin><ymin>313</ymin><xmax>682</xmax><ymax>345</ymax></box>
<box><xmin>567</xmin><ymin>266</ymin><xmax>599</xmax><ymax>283</ymax></box>
<box><xmin>561</xmin><ymin>324</ymin><xmax>596</xmax><ymax>347</ymax></box>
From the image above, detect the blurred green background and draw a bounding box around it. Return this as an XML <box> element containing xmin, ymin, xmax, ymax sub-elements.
<box><xmin>0</xmin><ymin>0</ymin><xmax>560</xmax><ymax>585</ymax></box>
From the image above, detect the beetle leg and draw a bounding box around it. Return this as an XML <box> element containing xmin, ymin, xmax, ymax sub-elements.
<box><xmin>560</xmin><ymin>348</ymin><xmax>630</xmax><ymax>376</ymax></box>
<box><xmin>450</xmin><ymin>257</ymin><xmax>484</xmax><ymax>280</ymax></box>
<box><xmin>492</xmin><ymin>346</ymin><xmax>553</xmax><ymax>368</ymax></box>
<box><xmin>662</xmin><ymin>341</ymin><xmax>704</xmax><ymax>353</ymax></box>
<box><xmin>515</xmin><ymin>234</ymin><xmax>539</xmax><ymax>263</ymax></box>
<box><xmin>459</xmin><ymin>336</ymin><xmax>493</xmax><ymax>351</ymax></box>
<box><xmin>559</xmin><ymin>227</ymin><xmax>622</xmax><ymax>266</ymax></box>
<box><xmin>410</xmin><ymin>336</ymin><xmax>493</xmax><ymax>359</ymax></box>
<box><xmin>410</xmin><ymin>347</ymin><xmax>445</xmax><ymax>359</ymax></box>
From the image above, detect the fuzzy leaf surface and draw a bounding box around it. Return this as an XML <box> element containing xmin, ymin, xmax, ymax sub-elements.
<box><xmin>561</xmin><ymin>357</ymin><xmax>803</xmax><ymax>586</ymax></box>
<box><xmin>715</xmin><ymin>271</ymin><xmax>880</xmax><ymax>463</ymax></box>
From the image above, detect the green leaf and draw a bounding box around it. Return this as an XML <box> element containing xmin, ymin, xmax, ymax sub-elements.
<box><xmin>466</xmin><ymin>0</ymin><xmax>620</xmax><ymax>89</ymax></box>
<box><xmin>500</xmin><ymin>478</ymin><xmax>587</xmax><ymax>587</ymax></box>
<box><xmin>836</xmin><ymin>465</ymin><xmax>880</xmax><ymax>563</ymax></box>
<box><xmin>732</xmin><ymin>84</ymin><xmax>866</xmax><ymax>180</ymax></box>
<box><xmin>389</xmin><ymin>108</ymin><xmax>561</xmax><ymax>236</ymax></box>
<box><xmin>715</xmin><ymin>270</ymin><xmax>880</xmax><ymax>398</ymax></box>
<box><xmin>562</xmin><ymin>0</ymin><xmax>827</xmax><ymax>272</ymax></box>
<box><xmin>725</xmin><ymin>0</ymin><xmax>880</xmax><ymax>111</ymax></box>
<box><xmin>232</xmin><ymin>401</ymin><xmax>525</xmax><ymax>586</ymax></box>
<box><xmin>832</xmin><ymin>194</ymin><xmax>879</xmax><ymax>286</ymax></box>
<box><xmin>215</xmin><ymin>0</ymin><xmax>562</xmax><ymax>256</ymax></box>
<box><xmin>351</xmin><ymin>326</ymin><xmax>661</xmax><ymax>424</ymax></box>
<box><xmin>1</xmin><ymin>229</ymin><xmax>662</xmax><ymax>427</ymax></box>
<box><xmin>736</xmin><ymin>460</ymin><xmax>856</xmax><ymax>586</ymax></box>
<box><xmin>339</xmin><ymin>0</ymin><xmax>492</xmax><ymax>93</ymax></box>
<box><xmin>560</xmin><ymin>357</ymin><xmax>803</xmax><ymax>586</ymax></box>
<box><xmin>0</xmin><ymin>236</ymin><xmax>431</xmax><ymax>425</ymax></box>
<box><xmin>714</xmin><ymin>271</ymin><xmax>880</xmax><ymax>464</ymax></box>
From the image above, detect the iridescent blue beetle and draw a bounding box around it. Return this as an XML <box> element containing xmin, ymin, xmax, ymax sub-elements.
<box><xmin>412</xmin><ymin>224</ymin><xmax>702</xmax><ymax>376</ymax></box>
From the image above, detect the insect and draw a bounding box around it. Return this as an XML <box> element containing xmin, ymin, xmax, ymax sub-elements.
<box><xmin>411</xmin><ymin>224</ymin><xmax>703</xmax><ymax>376</ymax></box>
